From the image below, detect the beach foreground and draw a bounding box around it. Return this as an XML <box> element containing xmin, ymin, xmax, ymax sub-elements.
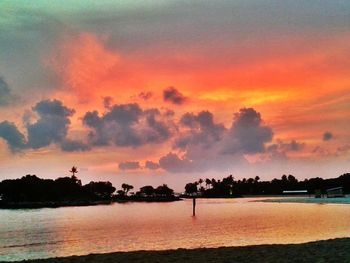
<box><xmin>11</xmin><ymin>238</ymin><xmax>350</xmax><ymax>263</ymax></box>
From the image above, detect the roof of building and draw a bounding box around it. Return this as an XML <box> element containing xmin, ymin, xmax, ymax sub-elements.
<box><xmin>326</xmin><ymin>187</ymin><xmax>343</xmax><ymax>192</ymax></box>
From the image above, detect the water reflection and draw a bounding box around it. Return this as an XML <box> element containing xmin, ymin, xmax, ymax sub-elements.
<box><xmin>1</xmin><ymin>198</ymin><xmax>350</xmax><ymax>261</ymax></box>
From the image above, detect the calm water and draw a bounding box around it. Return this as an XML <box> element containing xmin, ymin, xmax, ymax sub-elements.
<box><xmin>1</xmin><ymin>198</ymin><xmax>350</xmax><ymax>261</ymax></box>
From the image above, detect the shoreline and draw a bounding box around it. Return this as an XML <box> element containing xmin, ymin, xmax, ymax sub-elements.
<box><xmin>0</xmin><ymin>197</ymin><xmax>182</xmax><ymax>209</ymax></box>
<box><xmin>3</xmin><ymin>195</ymin><xmax>350</xmax><ymax>209</ymax></box>
<box><xmin>0</xmin><ymin>200</ymin><xmax>113</xmax><ymax>209</ymax></box>
<box><xmin>258</xmin><ymin>196</ymin><xmax>350</xmax><ymax>205</ymax></box>
<box><xmin>7</xmin><ymin>238</ymin><xmax>350</xmax><ymax>263</ymax></box>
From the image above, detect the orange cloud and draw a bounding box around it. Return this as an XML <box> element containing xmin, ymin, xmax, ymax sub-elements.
<box><xmin>47</xmin><ymin>31</ymin><xmax>350</xmax><ymax>158</ymax></box>
<box><xmin>50</xmin><ymin>33</ymin><xmax>120</xmax><ymax>102</ymax></box>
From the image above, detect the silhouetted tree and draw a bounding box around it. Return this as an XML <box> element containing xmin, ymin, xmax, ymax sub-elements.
<box><xmin>69</xmin><ymin>166</ymin><xmax>78</xmax><ymax>177</ymax></box>
<box><xmin>121</xmin><ymin>183</ymin><xmax>134</xmax><ymax>195</ymax></box>
<box><xmin>205</xmin><ymin>178</ymin><xmax>211</xmax><ymax>189</ymax></box>
<box><xmin>139</xmin><ymin>185</ymin><xmax>155</xmax><ymax>196</ymax></box>
<box><xmin>184</xmin><ymin>173</ymin><xmax>350</xmax><ymax>197</ymax></box>
<box><xmin>155</xmin><ymin>184</ymin><xmax>174</xmax><ymax>197</ymax></box>
<box><xmin>83</xmin><ymin>181</ymin><xmax>116</xmax><ymax>199</ymax></box>
<box><xmin>198</xmin><ymin>179</ymin><xmax>203</xmax><ymax>188</ymax></box>
<box><xmin>0</xmin><ymin>174</ymin><xmax>116</xmax><ymax>203</ymax></box>
<box><xmin>211</xmin><ymin>178</ymin><xmax>217</xmax><ymax>188</ymax></box>
<box><xmin>116</xmin><ymin>190</ymin><xmax>125</xmax><ymax>196</ymax></box>
<box><xmin>185</xmin><ymin>183</ymin><xmax>198</xmax><ymax>195</ymax></box>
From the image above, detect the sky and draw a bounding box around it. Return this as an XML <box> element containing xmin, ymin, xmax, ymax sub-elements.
<box><xmin>0</xmin><ymin>0</ymin><xmax>349</xmax><ymax>191</ymax></box>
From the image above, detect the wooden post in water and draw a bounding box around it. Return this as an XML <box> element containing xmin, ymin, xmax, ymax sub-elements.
<box><xmin>192</xmin><ymin>197</ymin><xmax>196</xmax><ymax>216</ymax></box>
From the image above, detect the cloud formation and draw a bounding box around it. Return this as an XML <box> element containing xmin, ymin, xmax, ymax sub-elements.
<box><xmin>159</xmin><ymin>153</ymin><xmax>197</xmax><ymax>173</ymax></box>
<box><xmin>0</xmin><ymin>121</ymin><xmax>27</xmax><ymax>152</ymax></box>
<box><xmin>158</xmin><ymin>108</ymin><xmax>274</xmax><ymax>173</ymax></box>
<box><xmin>174</xmin><ymin>111</ymin><xmax>226</xmax><ymax>154</ymax></box>
<box><xmin>139</xmin><ymin>91</ymin><xmax>153</xmax><ymax>101</ymax></box>
<box><xmin>0</xmin><ymin>77</ymin><xmax>13</xmax><ymax>106</ymax></box>
<box><xmin>102</xmin><ymin>96</ymin><xmax>114</xmax><ymax>109</ymax></box>
<box><xmin>60</xmin><ymin>139</ymin><xmax>91</xmax><ymax>152</ymax></box>
<box><xmin>163</xmin><ymin>87</ymin><xmax>187</xmax><ymax>105</ymax></box>
<box><xmin>0</xmin><ymin>96</ymin><xmax>281</xmax><ymax>175</ymax></box>
<box><xmin>266</xmin><ymin>139</ymin><xmax>305</xmax><ymax>159</ymax></box>
<box><xmin>26</xmin><ymin>100</ymin><xmax>75</xmax><ymax>149</ymax></box>
<box><xmin>145</xmin><ymin>160</ymin><xmax>160</xmax><ymax>170</ymax></box>
<box><xmin>222</xmin><ymin>108</ymin><xmax>273</xmax><ymax>154</ymax></box>
<box><xmin>83</xmin><ymin>103</ymin><xmax>173</xmax><ymax>147</ymax></box>
<box><xmin>323</xmin><ymin>131</ymin><xmax>333</xmax><ymax>141</ymax></box>
<box><xmin>119</xmin><ymin>161</ymin><xmax>141</xmax><ymax>170</ymax></box>
<box><xmin>0</xmin><ymin>99</ymin><xmax>81</xmax><ymax>152</ymax></box>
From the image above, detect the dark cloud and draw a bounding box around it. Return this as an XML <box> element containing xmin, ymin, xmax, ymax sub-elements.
<box><xmin>222</xmin><ymin>108</ymin><xmax>273</xmax><ymax>154</ymax></box>
<box><xmin>159</xmin><ymin>153</ymin><xmax>196</xmax><ymax>173</ymax></box>
<box><xmin>60</xmin><ymin>139</ymin><xmax>91</xmax><ymax>152</ymax></box>
<box><xmin>83</xmin><ymin>103</ymin><xmax>173</xmax><ymax>147</ymax></box>
<box><xmin>102</xmin><ymin>96</ymin><xmax>114</xmax><ymax>109</ymax></box>
<box><xmin>159</xmin><ymin>108</ymin><xmax>274</xmax><ymax>173</ymax></box>
<box><xmin>163</xmin><ymin>87</ymin><xmax>186</xmax><ymax>105</ymax></box>
<box><xmin>0</xmin><ymin>99</ymin><xmax>76</xmax><ymax>152</ymax></box>
<box><xmin>1</xmin><ymin>97</ymin><xmax>275</xmax><ymax>173</ymax></box>
<box><xmin>26</xmin><ymin>99</ymin><xmax>75</xmax><ymax>149</ymax></box>
<box><xmin>139</xmin><ymin>91</ymin><xmax>153</xmax><ymax>101</ymax></box>
<box><xmin>119</xmin><ymin>161</ymin><xmax>141</xmax><ymax>170</ymax></box>
<box><xmin>158</xmin><ymin>151</ymin><xmax>237</xmax><ymax>173</ymax></box>
<box><xmin>0</xmin><ymin>77</ymin><xmax>13</xmax><ymax>106</ymax></box>
<box><xmin>145</xmin><ymin>160</ymin><xmax>160</xmax><ymax>170</ymax></box>
<box><xmin>268</xmin><ymin>139</ymin><xmax>305</xmax><ymax>152</ymax></box>
<box><xmin>287</xmin><ymin>140</ymin><xmax>305</xmax><ymax>151</ymax></box>
<box><xmin>266</xmin><ymin>139</ymin><xmax>305</xmax><ymax>159</ymax></box>
<box><xmin>0</xmin><ymin>121</ymin><xmax>27</xmax><ymax>152</ymax></box>
<box><xmin>175</xmin><ymin>111</ymin><xmax>226</xmax><ymax>149</ymax></box>
<box><xmin>323</xmin><ymin>131</ymin><xmax>333</xmax><ymax>141</ymax></box>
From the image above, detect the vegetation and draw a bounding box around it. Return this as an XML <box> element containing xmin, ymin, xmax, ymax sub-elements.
<box><xmin>185</xmin><ymin>175</ymin><xmax>237</xmax><ymax>197</ymax></box>
<box><xmin>0</xmin><ymin>166</ymin><xmax>180</xmax><ymax>208</ymax></box>
<box><xmin>121</xmin><ymin>183</ymin><xmax>134</xmax><ymax>195</ymax></box>
<box><xmin>185</xmin><ymin>173</ymin><xmax>350</xmax><ymax>197</ymax></box>
<box><xmin>115</xmin><ymin>183</ymin><xmax>178</xmax><ymax>202</ymax></box>
<box><xmin>1</xmin><ymin>166</ymin><xmax>350</xmax><ymax>208</ymax></box>
<box><xmin>0</xmin><ymin>174</ymin><xmax>116</xmax><ymax>204</ymax></box>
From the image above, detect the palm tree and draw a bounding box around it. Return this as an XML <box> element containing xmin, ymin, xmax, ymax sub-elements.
<box><xmin>121</xmin><ymin>183</ymin><xmax>134</xmax><ymax>195</ymax></box>
<box><xmin>205</xmin><ymin>178</ymin><xmax>211</xmax><ymax>189</ymax></box>
<box><xmin>254</xmin><ymin>176</ymin><xmax>260</xmax><ymax>183</ymax></box>
<box><xmin>211</xmin><ymin>178</ymin><xmax>217</xmax><ymax>187</ymax></box>
<box><xmin>69</xmin><ymin>166</ymin><xmax>78</xmax><ymax>177</ymax></box>
<box><xmin>198</xmin><ymin>179</ymin><xmax>203</xmax><ymax>188</ymax></box>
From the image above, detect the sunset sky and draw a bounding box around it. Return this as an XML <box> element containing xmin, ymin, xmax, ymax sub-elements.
<box><xmin>0</xmin><ymin>0</ymin><xmax>349</xmax><ymax>190</ymax></box>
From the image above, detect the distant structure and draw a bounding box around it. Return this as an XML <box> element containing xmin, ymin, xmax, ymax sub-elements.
<box><xmin>282</xmin><ymin>190</ymin><xmax>308</xmax><ymax>195</ymax></box>
<box><xmin>326</xmin><ymin>187</ymin><xmax>344</xmax><ymax>198</ymax></box>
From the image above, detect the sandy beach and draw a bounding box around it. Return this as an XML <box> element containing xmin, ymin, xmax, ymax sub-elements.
<box><xmin>8</xmin><ymin>238</ymin><xmax>349</xmax><ymax>263</ymax></box>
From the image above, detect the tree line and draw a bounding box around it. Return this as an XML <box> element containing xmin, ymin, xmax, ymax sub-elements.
<box><xmin>1</xmin><ymin>167</ymin><xmax>350</xmax><ymax>204</ymax></box>
<box><xmin>116</xmin><ymin>184</ymin><xmax>174</xmax><ymax>198</ymax></box>
<box><xmin>185</xmin><ymin>173</ymin><xmax>350</xmax><ymax>197</ymax></box>
<box><xmin>0</xmin><ymin>174</ymin><xmax>116</xmax><ymax>202</ymax></box>
<box><xmin>0</xmin><ymin>167</ymin><xmax>176</xmax><ymax>204</ymax></box>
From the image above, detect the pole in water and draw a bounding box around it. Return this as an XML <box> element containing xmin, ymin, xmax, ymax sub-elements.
<box><xmin>192</xmin><ymin>197</ymin><xmax>196</xmax><ymax>216</ymax></box>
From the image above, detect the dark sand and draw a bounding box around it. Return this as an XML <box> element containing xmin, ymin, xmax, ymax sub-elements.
<box><xmin>10</xmin><ymin>238</ymin><xmax>350</xmax><ymax>263</ymax></box>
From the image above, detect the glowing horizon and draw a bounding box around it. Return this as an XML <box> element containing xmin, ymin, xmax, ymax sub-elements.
<box><xmin>0</xmin><ymin>0</ymin><xmax>349</xmax><ymax>191</ymax></box>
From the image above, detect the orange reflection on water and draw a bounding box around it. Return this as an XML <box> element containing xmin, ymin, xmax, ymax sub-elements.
<box><xmin>1</xmin><ymin>198</ymin><xmax>350</xmax><ymax>261</ymax></box>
